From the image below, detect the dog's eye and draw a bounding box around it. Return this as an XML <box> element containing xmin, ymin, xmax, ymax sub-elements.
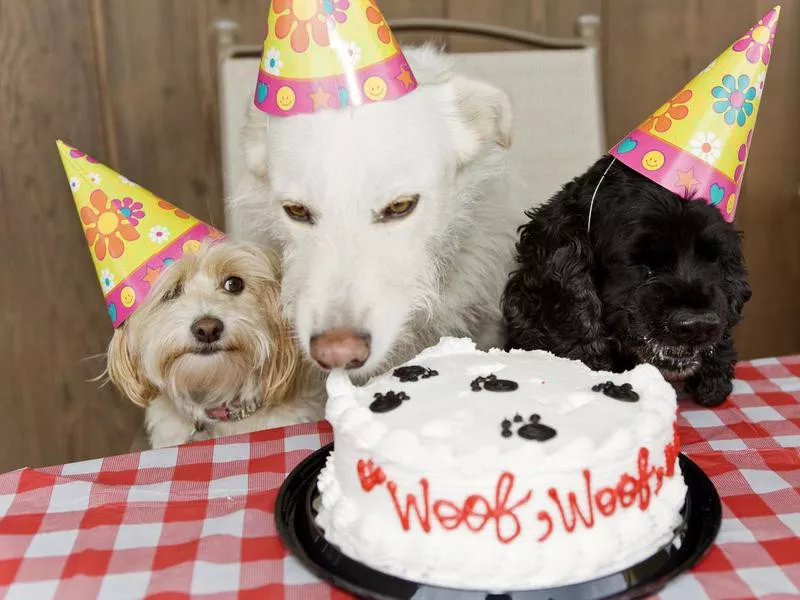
<box><xmin>223</xmin><ymin>276</ymin><xmax>245</xmax><ymax>294</ymax></box>
<box><xmin>162</xmin><ymin>281</ymin><xmax>183</xmax><ymax>302</ymax></box>
<box><xmin>378</xmin><ymin>195</ymin><xmax>419</xmax><ymax>221</ymax></box>
<box><xmin>283</xmin><ymin>203</ymin><xmax>314</xmax><ymax>223</ymax></box>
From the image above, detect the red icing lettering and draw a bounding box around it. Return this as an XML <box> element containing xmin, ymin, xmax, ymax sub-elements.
<box><xmin>493</xmin><ymin>472</ymin><xmax>532</xmax><ymax>543</ymax></box>
<box><xmin>357</xmin><ymin>459</ymin><xmax>386</xmax><ymax>491</ymax></box>
<box><xmin>387</xmin><ymin>479</ymin><xmax>431</xmax><ymax>533</ymax></box>
<box><xmin>536</xmin><ymin>510</ymin><xmax>553</xmax><ymax>542</ymax></box>
<box><xmin>434</xmin><ymin>496</ymin><xmax>491</xmax><ymax>532</ymax></box>
<box><xmin>664</xmin><ymin>423</ymin><xmax>680</xmax><ymax>477</ymax></box>
<box><xmin>357</xmin><ymin>424</ymin><xmax>681</xmax><ymax>543</ymax></box>
<box><xmin>594</xmin><ymin>487</ymin><xmax>616</xmax><ymax>516</ymax></box>
<box><xmin>636</xmin><ymin>447</ymin><xmax>653</xmax><ymax>509</ymax></box>
<box><xmin>654</xmin><ymin>466</ymin><xmax>665</xmax><ymax>493</ymax></box>
<box><xmin>616</xmin><ymin>473</ymin><xmax>638</xmax><ymax>508</ymax></box>
<box><xmin>418</xmin><ymin>473</ymin><xmax>531</xmax><ymax>543</ymax></box>
<box><xmin>548</xmin><ymin>470</ymin><xmax>594</xmax><ymax>532</ymax></box>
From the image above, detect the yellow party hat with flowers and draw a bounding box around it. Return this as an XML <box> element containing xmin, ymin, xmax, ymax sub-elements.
<box><xmin>610</xmin><ymin>6</ymin><xmax>780</xmax><ymax>222</ymax></box>
<box><xmin>57</xmin><ymin>141</ymin><xmax>224</xmax><ymax>328</ymax></box>
<box><xmin>254</xmin><ymin>0</ymin><xmax>417</xmax><ymax>116</ymax></box>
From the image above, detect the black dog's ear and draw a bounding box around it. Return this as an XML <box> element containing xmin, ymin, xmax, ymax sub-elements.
<box><xmin>502</xmin><ymin>201</ymin><xmax>609</xmax><ymax>368</ymax></box>
<box><xmin>721</xmin><ymin>232</ymin><xmax>752</xmax><ymax>324</ymax></box>
<box><xmin>727</xmin><ymin>272</ymin><xmax>752</xmax><ymax>323</ymax></box>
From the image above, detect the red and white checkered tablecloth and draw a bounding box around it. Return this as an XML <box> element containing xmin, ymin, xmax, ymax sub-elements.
<box><xmin>1</xmin><ymin>357</ymin><xmax>798</xmax><ymax>600</ymax></box>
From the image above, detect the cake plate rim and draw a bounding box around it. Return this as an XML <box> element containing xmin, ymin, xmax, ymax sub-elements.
<box><xmin>276</xmin><ymin>442</ymin><xmax>721</xmax><ymax>600</ymax></box>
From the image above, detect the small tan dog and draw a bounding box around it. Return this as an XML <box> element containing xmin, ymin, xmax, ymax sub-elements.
<box><xmin>107</xmin><ymin>240</ymin><xmax>325</xmax><ymax>448</ymax></box>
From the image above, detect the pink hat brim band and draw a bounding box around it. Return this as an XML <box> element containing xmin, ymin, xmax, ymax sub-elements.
<box><xmin>610</xmin><ymin>128</ymin><xmax>739</xmax><ymax>222</ymax></box>
<box><xmin>254</xmin><ymin>51</ymin><xmax>417</xmax><ymax>116</ymax></box>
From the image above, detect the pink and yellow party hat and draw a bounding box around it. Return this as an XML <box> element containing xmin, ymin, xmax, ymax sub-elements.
<box><xmin>609</xmin><ymin>6</ymin><xmax>781</xmax><ymax>222</ymax></box>
<box><xmin>57</xmin><ymin>141</ymin><xmax>224</xmax><ymax>328</ymax></box>
<box><xmin>254</xmin><ymin>0</ymin><xmax>418</xmax><ymax>116</ymax></box>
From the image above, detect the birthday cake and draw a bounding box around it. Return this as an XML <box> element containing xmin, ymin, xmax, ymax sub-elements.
<box><xmin>316</xmin><ymin>337</ymin><xmax>687</xmax><ymax>590</ymax></box>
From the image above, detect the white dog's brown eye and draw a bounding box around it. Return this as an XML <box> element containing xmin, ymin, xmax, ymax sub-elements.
<box><xmin>223</xmin><ymin>276</ymin><xmax>245</xmax><ymax>294</ymax></box>
<box><xmin>379</xmin><ymin>195</ymin><xmax>419</xmax><ymax>221</ymax></box>
<box><xmin>283</xmin><ymin>203</ymin><xmax>314</xmax><ymax>223</ymax></box>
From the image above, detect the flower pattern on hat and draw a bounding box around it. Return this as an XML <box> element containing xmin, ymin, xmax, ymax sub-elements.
<box><xmin>732</xmin><ymin>7</ymin><xmax>779</xmax><ymax>65</ymax></box>
<box><xmin>100</xmin><ymin>269</ymin><xmax>116</xmax><ymax>292</ymax></box>
<box><xmin>689</xmin><ymin>132</ymin><xmax>723</xmax><ymax>165</ymax></box>
<box><xmin>274</xmin><ymin>0</ymin><xmax>332</xmax><ymax>52</ymax></box>
<box><xmin>734</xmin><ymin>130</ymin><xmax>754</xmax><ymax>182</ymax></box>
<box><xmin>148</xmin><ymin>225</ymin><xmax>170</xmax><ymax>244</ymax></box>
<box><xmin>81</xmin><ymin>190</ymin><xmax>140</xmax><ymax>261</ymax></box>
<box><xmin>112</xmin><ymin>197</ymin><xmax>146</xmax><ymax>226</ymax></box>
<box><xmin>365</xmin><ymin>0</ymin><xmax>390</xmax><ymax>43</ymax></box>
<box><xmin>263</xmin><ymin>47</ymin><xmax>284</xmax><ymax>75</ymax></box>
<box><xmin>712</xmin><ymin>74</ymin><xmax>756</xmax><ymax>127</ymax></box>
<box><xmin>642</xmin><ymin>89</ymin><xmax>692</xmax><ymax>134</ymax></box>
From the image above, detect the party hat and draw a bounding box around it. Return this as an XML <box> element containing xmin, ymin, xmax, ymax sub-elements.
<box><xmin>254</xmin><ymin>0</ymin><xmax>418</xmax><ymax>116</ymax></box>
<box><xmin>609</xmin><ymin>6</ymin><xmax>780</xmax><ymax>222</ymax></box>
<box><xmin>57</xmin><ymin>141</ymin><xmax>224</xmax><ymax>328</ymax></box>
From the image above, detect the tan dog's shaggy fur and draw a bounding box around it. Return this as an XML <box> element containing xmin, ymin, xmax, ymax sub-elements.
<box><xmin>107</xmin><ymin>241</ymin><xmax>324</xmax><ymax>448</ymax></box>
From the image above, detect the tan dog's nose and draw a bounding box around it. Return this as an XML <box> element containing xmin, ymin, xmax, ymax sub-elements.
<box><xmin>191</xmin><ymin>317</ymin><xmax>224</xmax><ymax>344</ymax></box>
<box><xmin>310</xmin><ymin>328</ymin><xmax>370</xmax><ymax>370</ymax></box>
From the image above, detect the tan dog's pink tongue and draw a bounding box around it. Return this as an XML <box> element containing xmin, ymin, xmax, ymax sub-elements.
<box><xmin>206</xmin><ymin>407</ymin><xmax>230</xmax><ymax>421</ymax></box>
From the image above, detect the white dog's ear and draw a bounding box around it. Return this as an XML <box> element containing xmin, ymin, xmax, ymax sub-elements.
<box><xmin>242</xmin><ymin>104</ymin><xmax>271</xmax><ymax>181</ymax></box>
<box><xmin>441</xmin><ymin>76</ymin><xmax>512</xmax><ymax>166</ymax></box>
<box><xmin>107</xmin><ymin>326</ymin><xmax>156</xmax><ymax>407</ymax></box>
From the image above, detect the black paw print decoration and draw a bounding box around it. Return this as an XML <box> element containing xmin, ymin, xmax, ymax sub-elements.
<box><xmin>393</xmin><ymin>365</ymin><xmax>439</xmax><ymax>382</ymax></box>
<box><xmin>471</xmin><ymin>374</ymin><xmax>519</xmax><ymax>392</ymax></box>
<box><xmin>501</xmin><ymin>414</ymin><xmax>557</xmax><ymax>442</ymax></box>
<box><xmin>592</xmin><ymin>381</ymin><xmax>640</xmax><ymax>402</ymax></box>
<box><xmin>369</xmin><ymin>391</ymin><xmax>410</xmax><ymax>413</ymax></box>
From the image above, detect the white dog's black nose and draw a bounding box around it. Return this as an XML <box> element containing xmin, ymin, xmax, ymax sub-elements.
<box><xmin>310</xmin><ymin>328</ymin><xmax>371</xmax><ymax>370</ymax></box>
<box><xmin>669</xmin><ymin>309</ymin><xmax>720</xmax><ymax>344</ymax></box>
<box><xmin>191</xmin><ymin>317</ymin><xmax>224</xmax><ymax>344</ymax></box>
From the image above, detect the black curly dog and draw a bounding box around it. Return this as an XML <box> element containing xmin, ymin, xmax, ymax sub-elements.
<box><xmin>502</xmin><ymin>156</ymin><xmax>751</xmax><ymax>407</ymax></box>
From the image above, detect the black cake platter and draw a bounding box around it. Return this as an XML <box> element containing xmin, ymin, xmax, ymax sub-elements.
<box><xmin>276</xmin><ymin>443</ymin><xmax>720</xmax><ymax>600</ymax></box>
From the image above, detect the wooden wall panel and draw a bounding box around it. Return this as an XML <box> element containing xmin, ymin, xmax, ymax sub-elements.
<box><xmin>0</xmin><ymin>0</ymin><xmax>140</xmax><ymax>471</ymax></box>
<box><xmin>735</xmin><ymin>0</ymin><xmax>800</xmax><ymax>358</ymax></box>
<box><xmin>446</xmin><ymin>0</ymin><xmax>532</xmax><ymax>51</ymax></box>
<box><xmin>603</xmin><ymin>0</ymin><xmax>696</xmax><ymax>144</ymax></box>
<box><xmin>95</xmin><ymin>0</ymin><xmax>225</xmax><ymax>230</ymax></box>
<box><xmin>534</xmin><ymin>0</ymin><xmax>602</xmax><ymax>37</ymax></box>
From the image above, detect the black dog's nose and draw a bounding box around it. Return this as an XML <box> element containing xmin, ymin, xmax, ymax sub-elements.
<box><xmin>669</xmin><ymin>309</ymin><xmax>720</xmax><ymax>344</ymax></box>
<box><xmin>191</xmin><ymin>317</ymin><xmax>224</xmax><ymax>343</ymax></box>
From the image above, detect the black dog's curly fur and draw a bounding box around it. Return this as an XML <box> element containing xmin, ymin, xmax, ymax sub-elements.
<box><xmin>502</xmin><ymin>156</ymin><xmax>751</xmax><ymax>407</ymax></box>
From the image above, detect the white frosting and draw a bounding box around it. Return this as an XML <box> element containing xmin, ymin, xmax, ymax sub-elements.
<box><xmin>317</xmin><ymin>337</ymin><xmax>687</xmax><ymax>590</ymax></box>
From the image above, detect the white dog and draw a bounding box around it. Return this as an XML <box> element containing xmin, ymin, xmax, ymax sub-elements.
<box><xmin>107</xmin><ymin>241</ymin><xmax>324</xmax><ymax>448</ymax></box>
<box><xmin>234</xmin><ymin>46</ymin><xmax>526</xmax><ymax>381</ymax></box>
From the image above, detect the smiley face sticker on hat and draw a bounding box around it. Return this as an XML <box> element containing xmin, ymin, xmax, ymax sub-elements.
<box><xmin>363</xmin><ymin>75</ymin><xmax>388</xmax><ymax>101</ymax></box>
<box><xmin>641</xmin><ymin>150</ymin><xmax>665</xmax><ymax>171</ymax></box>
<box><xmin>276</xmin><ymin>86</ymin><xmax>296</xmax><ymax>111</ymax></box>
<box><xmin>119</xmin><ymin>286</ymin><xmax>136</xmax><ymax>308</ymax></box>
